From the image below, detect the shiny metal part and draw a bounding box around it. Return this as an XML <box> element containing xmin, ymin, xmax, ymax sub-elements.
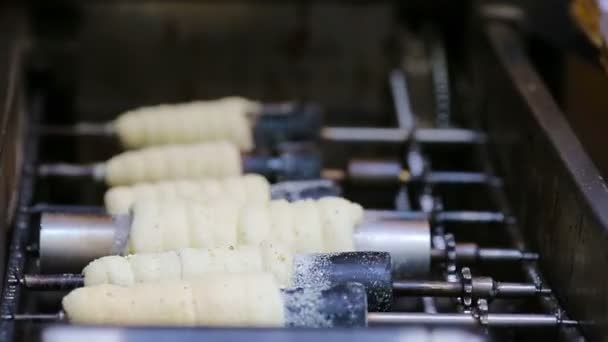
<box><xmin>39</xmin><ymin>212</ymin><xmax>123</xmax><ymax>273</ymax></box>
<box><xmin>36</xmin><ymin>122</ymin><xmax>115</xmax><ymax>136</ymax></box>
<box><xmin>348</xmin><ymin>159</ymin><xmax>406</xmax><ymax>183</ymax></box>
<box><xmin>21</xmin><ymin>274</ymin><xmax>84</xmax><ymax>291</ymax></box>
<box><xmin>355</xmin><ymin>219</ymin><xmax>431</xmax><ymax>279</ymax></box>
<box><xmin>430</xmin><ymin>243</ymin><xmax>539</xmax><ymax>263</ymax></box>
<box><xmin>321</xmin><ymin>127</ymin><xmax>486</xmax><ymax>144</ymax></box>
<box><xmin>37</xmin><ymin>163</ymin><xmax>105</xmax><ymax>181</ymax></box>
<box><xmin>321</xmin><ymin>127</ymin><xmax>410</xmax><ymax>143</ymax></box>
<box><xmin>367</xmin><ymin>312</ymin><xmax>578</xmax><ymax>327</ymax></box>
<box><xmin>413</xmin><ymin>128</ymin><xmax>487</xmax><ymax>144</ymax></box>
<box><xmin>389</xmin><ymin>69</ymin><xmax>416</xmax><ymax>131</ymax></box>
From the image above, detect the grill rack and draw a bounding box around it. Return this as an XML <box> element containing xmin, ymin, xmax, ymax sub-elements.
<box><xmin>0</xmin><ymin>22</ymin><xmax>593</xmax><ymax>342</ymax></box>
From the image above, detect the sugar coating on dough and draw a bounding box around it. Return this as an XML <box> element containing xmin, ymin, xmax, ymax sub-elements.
<box><xmin>104</xmin><ymin>141</ymin><xmax>242</xmax><ymax>186</ymax></box>
<box><xmin>63</xmin><ymin>273</ymin><xmax>285</xmax><ymax>327</ymax></box>
<box><xmin>104</xmin><ymin>174</ymin><xmax>270</xmax><ymax>215</ymax></box>
<box><xmin>114</xmin><ymin>97</ymin><xmax>259</xmax><ymax>151</ymax></box>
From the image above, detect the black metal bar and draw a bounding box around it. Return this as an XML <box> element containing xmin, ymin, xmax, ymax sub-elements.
<box><xmin>0</xmin><ymin>95</ymin><xmax>42</xmax><ymax>341</ymax></box>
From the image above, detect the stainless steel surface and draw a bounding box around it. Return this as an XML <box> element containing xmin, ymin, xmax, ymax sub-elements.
<box><xmin>21</xmin><ymin>274</ymin><xmax>84</xmax><ymax>291</ymax></box>
<box><xmin>321</xmin><ymin>127</ymin><xmax>410</xmax><ymax>143</ymax></box>
<box><xmin>37</xmin><ymin>163</ymin><xmax>105</xmax><ymax>181</ymax></box>
<box><xmin>368</xmin><ymin>312</ymin><xmax>577</xmax><ymax>327</ymax></box>
<box><xmin>355</xmin><ymin>219</ymin><xmax>431</xmax><ymax>279</ymax></box>
<box><xmin>348</xmin><ymin>159</ymin><xmax>404</xmax><ymax>183</ymax></box>
<box><xmin>39</xmin><ymin>212</ymin><xmax>119</xmax><ymax>273</ymax></box>
<box><xmin>412</xmin><ymin>129</ymin><xmax>487</xmax><ymax>144</ymax></box>
<box><xmin>321</xmin><ymin>127</ymin><xmax>486</xmax><ymax>144</ymax></box>
<box><xmin>392</xmin><ymin>278</ymin><xmax>547</xmax><ymax>298</ymax></box>
<box><xmin>389</xmin><ymin>69</ymin><xmax>415</xmax><ymax>131</ymax></box>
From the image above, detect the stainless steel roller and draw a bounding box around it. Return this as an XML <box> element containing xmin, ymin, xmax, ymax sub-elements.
<box><xmin>37</xmin><ymin>211</ymin><xmax>537</xmax><ymax>275</ymax></box>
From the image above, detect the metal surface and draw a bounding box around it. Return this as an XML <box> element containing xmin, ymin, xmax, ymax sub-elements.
<box><xmin>321</xmin><ymin>127</ymin><xmax>486</xmax><ymax>144</ymax></box>
<box><xmin>368</xmin><ymin>312</ymin><xmax>577</xmax><ymax>327</ymax></box>
<box><xmin>0</xmin><ymin>95</ymin><xmax>39</xmax><ymax>342</ymax></box>
<box><xmin>485</xmin><ymin>21</ymin><xmax>604</xmax><ymax>340</ymax></box>
<box><xmin>389</xmin><ymin>69</ymin><xmax>416</xmax><ymax>131</ymax></box>
<box><xmin>347</xmin><ymin>159</ymin><xmax>405</xmax><ymax>183</ymax></box>
<box><xmin>321</xmin><ymin>127</ymin><xmax>410</xmax><ymax>143</ymax></box>
<box><xmin>354</xmin><ymin>219</ymin><xmax>431</xmax><ymax>279</ymax></box>
<box><xmin>392</xmin><ymin>278</ymin><xmax>548</xmax><ymax>298</ymax></box>
<box><xmin>39</xmin><ymin>212</ymin><xmax>121</xmax><ymax>273</ymax></box>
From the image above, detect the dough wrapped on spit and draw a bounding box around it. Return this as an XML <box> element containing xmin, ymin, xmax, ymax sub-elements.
<box><xmin>104</xmin><ymin>141</ymin><xmax>241</xmax><ymax>186</ymax></box>
<box><xmin>63</xmin><ymin>273</ymin><xmax>284</xmax><ymax>327</ymax></box>
<box><xmin>127</xmin><ymin>197</ymin><xmax>364</xmax><ymax>254</ymax></box>
<box><xmin>114</xmin><ymin>97</ymin><xmax>259</xmax><ymax>151</ymax></box>
<box><xmin>84</xmin><ymin>243</ymin><xmax>293</xmax><ymax>287</ymax></box>
<box><xmin>105</xmin><ymin>174</ymin><xmax>270</xmax><ymax>215</ymax></box>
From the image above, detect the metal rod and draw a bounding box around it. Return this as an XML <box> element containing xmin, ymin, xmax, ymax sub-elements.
<box><xmin>21</xmin><ymin>274</ymin><xmax>84</xmax><ymax>291</ymax></box>
<box><xmin>367</xmin><ymin>312</ymin><xmax>577</xmax><ymax>327</ymax></box>
<box><xmin>392</xmin><ymin>280</ymin><xmax>548</xmax><ymax>298</ymax></box>
<box><xmin>321</xmin><ymin>127</ymin><xmax>410</xmax><ymax>143</ymax></box>
<box><xmin>430</xmin><ymin>245</ymin><xmax>539</xmax><ymax>263</ymax></box>
<box><xmin>422</xmin><ymin>171</ymin><xmax>502</xmax><ymax>186</ymax></box>
<box><xmin>413</xmin><ymin>128</ymin><xmax>487</xmax><ymax>144</ymax></box>
<box><xmin>389</xmin><ymin>69</ymin><xmax>415</xmax><ymax>131</ymax></box>
<box><xmin>37</xmin><ymin>163</ymin><xmax>103</xmax><ymax>180</ymax></box>
<box><xmin>35</xmin><ymin>122</ymin><xmax>115</xmax><ymax>136</ymax></box>
<box><xmin>435</xmin><ymin>211</ymin><xmax>511</xmax><ymax>224</ymax></box>
<box><xmin>26</xmin><ymin>203</ymin><xmax>106</xmax><ymax>215</ymax></box>
<box><xmin>392</xmin><ymin>280</ymin><xmax>462</xmax><ymax>296</ymax></box>
<box><xmin>321</xmin><ymin>127</ymin><xmax>486</xmax><ymax>144</ymax></box>
<box><xmin>3</xmin><ymin>312</ymin><xmax>65</xmax><ymax>321</ymax></box>
<box><xmin>477</xmin><ymin>248</ymin><xmax>539</xmax><ymax>261</ymax></box>
<box><xmin>496</xmin><ymin>283</ymin><xmax>551</xmax><ymax>297</ymax></box>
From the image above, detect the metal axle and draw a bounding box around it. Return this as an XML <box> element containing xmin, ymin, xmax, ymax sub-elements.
<box><xmin>321</xmin><ymin>127</ymin><xmax>486</xmax><ymax>144</ymax></box>
<box><xmin>367</xmin><ymin>312</ymin><xmax>577</xmax><ymax>327</ymax></box>
<box><xmin>392</xmin><ymin>279</ymin><xmax>550</xmax><ymax>298</ymax></box>
<box><xmin>4</xmin><ymin>311</ymin><xmax>577</xmax><ymax>328</ymax></box>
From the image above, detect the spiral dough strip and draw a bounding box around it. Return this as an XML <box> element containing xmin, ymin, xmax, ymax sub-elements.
<box><xmin>114</xmin><ymin>97</ymin><xmax>260</xmax><ymax>151</ymax></box>
<box><xmin>104</xmin><ymin>141</ymin><xmax>242</xmax><ymax>186</ymax></box>
<box><xmin>104</xmin><ymin>174</ymin><xmax>270</xmax><ymax>215</ymax></box>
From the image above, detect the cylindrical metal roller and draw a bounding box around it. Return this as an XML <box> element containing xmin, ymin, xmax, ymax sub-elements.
<box><xmin>284</xmin><ymin>282</ymin><xmax>368</xmax><ymax>328</ymax></box>
<box><xmin>293</xmin><ymin>252</ymin><xmax>393</xmax><ymax>312</ymax></box>
<box><xmin>39</xmin><ymin>213</ymin><xmax>131</xmax><ymax>273</ymax></box>
<box><xmin>354</xmin><ymin>219</ymin><xmax>431</xmax><ymax>279</ymax></box>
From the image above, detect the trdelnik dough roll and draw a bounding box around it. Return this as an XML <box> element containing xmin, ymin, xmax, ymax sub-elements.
<box><xmin>103</xmin><ymin>141</ymin><xmax>241</xmax><ymax>186</ymax></box>
<box><xmin>62</xmin><ymin>273</ymin><xmax>285</xmax><ymax>327</ymax></box>
<box><xmin>104</xmin><ymin>174</ymin><xmax>270</xmax><ymax>215</ymax></box>
<box><xmin>114</xmin><ymin>97</ymin><xmax>259</xmax><ymax>151</ymax></box>
<box><xmin>83</xmin><ymin>243</ymin><xmax>294</xmax><ymax>288</ymax></box>
<box><xmin>126</xmin><ymin>197</ymin><xmax>364</xmax><ymax>255</ymax></box>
